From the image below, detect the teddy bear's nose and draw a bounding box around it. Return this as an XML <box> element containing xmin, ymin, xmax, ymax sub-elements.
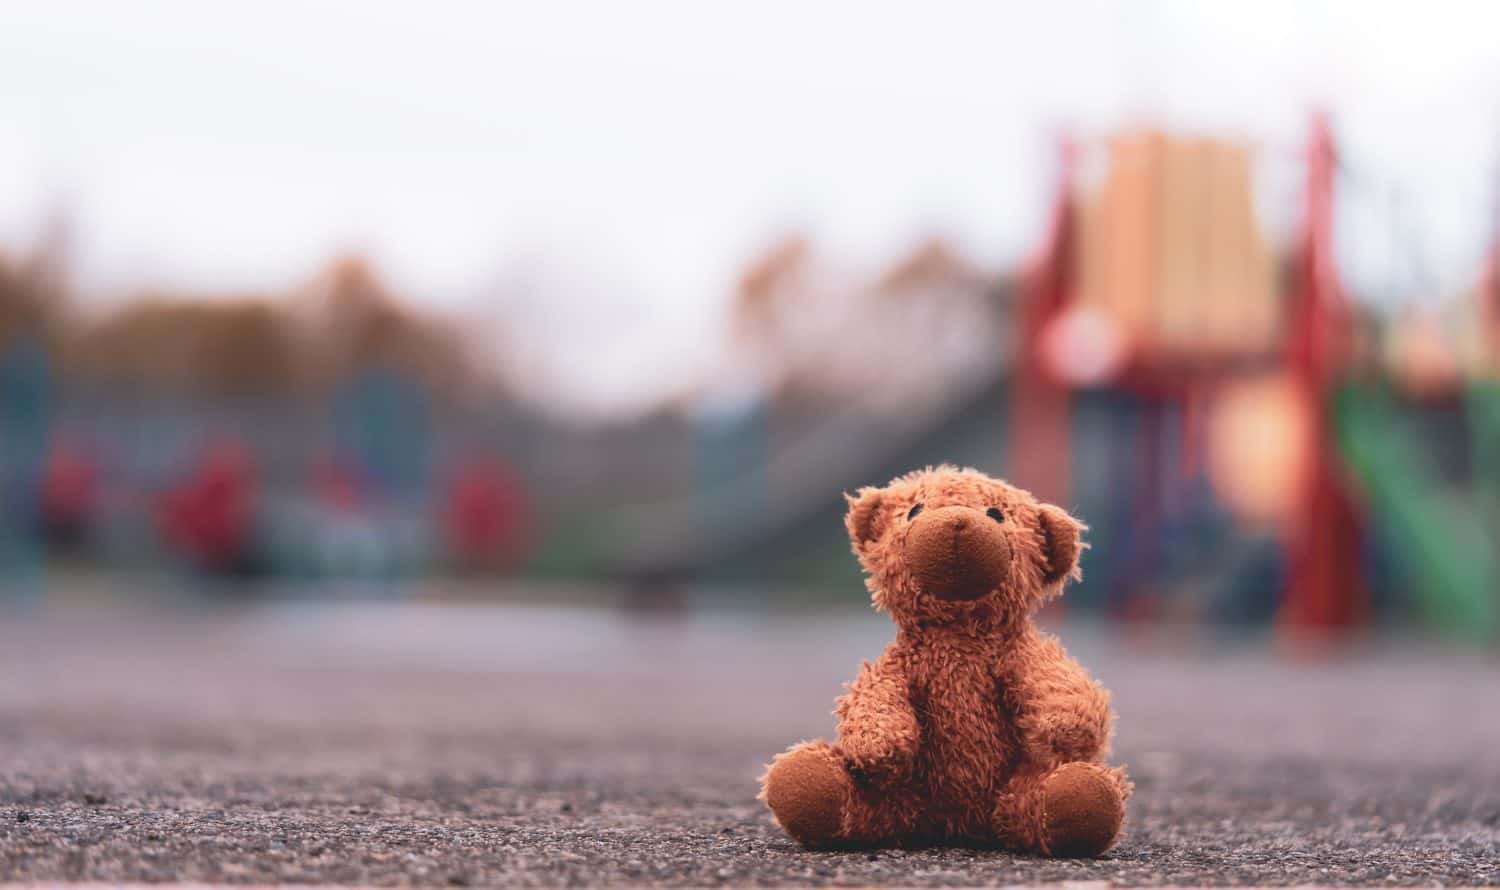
<box><xmin>905</xmin><ymin>505</ymin><xmax>1010</xmax><ymax>602</ymax></box>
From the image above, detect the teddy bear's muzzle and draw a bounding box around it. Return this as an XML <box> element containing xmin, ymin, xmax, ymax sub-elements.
<box><xmin>905</xmin><ymin>505</ymin><xmax>1011</xmax><ymax>602</ymax></box>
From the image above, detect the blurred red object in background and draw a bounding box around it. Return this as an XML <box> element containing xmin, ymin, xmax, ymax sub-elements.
<box><xmin>39</xmin><ymin>442</ymin><xmax>99</xmax><ymax>550</ymax></box>
<box><xmin>314</xmin><ymin>451</ymin><xmax>367</xmax><ymax>514</ymax></box>
<box><xmin>159</xmin><ymin>441</ymin><xmax>258</xmax><ymax>572</ymax></box>
<box><xmin>441</xmin><ymin>455</ymin><xmax>528</xmax><ymax>570</ymax></box>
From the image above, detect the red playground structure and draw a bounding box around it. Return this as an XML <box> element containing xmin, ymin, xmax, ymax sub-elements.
<box><xmin>1010</xmin><ymin>114</ymin><xmax>1379</xmax><ymax>636</ymax></box>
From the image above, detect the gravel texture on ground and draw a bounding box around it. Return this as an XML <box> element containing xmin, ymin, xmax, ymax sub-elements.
<box><xmin>1</xmin><ymin>599</ymin><xmax>1498</xmax><ymax>886</ymax></box>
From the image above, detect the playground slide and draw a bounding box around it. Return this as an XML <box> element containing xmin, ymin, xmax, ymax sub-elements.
<box><xmin>1333</xmin><ymin>384</ymin><xmax>1497</xmax><ymax>639</ymax></box>
<box><xmin>595</xmin><ymin>365</ymin><xmax>1013</xmax><ymax>581</ymax></box>
<box><xmin>1469</xmin><ymin>380</ymin><xmax>1500</xmax><ymax>530</ymax></box>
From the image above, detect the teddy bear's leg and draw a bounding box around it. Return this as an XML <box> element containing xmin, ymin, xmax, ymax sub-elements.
<box><xmin>760</xmin><ymin>741</ymin><xmax>911</xmax><ymax>849</ymax></box>
<box><xmin>761</xmin><ymin>742</ymin><xmax>848</xmax><ymax>847</ymax></box>
<box><xmin>992</xmin><ymin>762</ymin><xmax>1129</xmax><ymax>858</ymax></box>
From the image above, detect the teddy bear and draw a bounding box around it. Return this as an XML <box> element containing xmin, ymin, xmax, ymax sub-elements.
<box><xmin>760</xmin><ymin>465</ymin><xmax>1130</xmax><ymax>857</ymax></box>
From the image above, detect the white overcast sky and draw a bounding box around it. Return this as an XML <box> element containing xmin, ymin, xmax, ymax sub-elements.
<box><xmin>3</xmin><ymin>0</ymin><xmax>1500</xmax><ymax>407</ymax></box>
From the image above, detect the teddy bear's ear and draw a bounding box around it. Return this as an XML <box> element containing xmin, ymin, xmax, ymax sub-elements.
<box><xmin>1037</xmin><ymin>503</ymin><xmax>1084</xmax><ymax>585</ymax></box>
<box><xmin>844</xmin><ymin>487</ymin><xmax>886</xmax><ymax>548</ymax></box>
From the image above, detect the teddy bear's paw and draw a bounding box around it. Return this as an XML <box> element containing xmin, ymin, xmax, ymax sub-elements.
<box><xmin>1039</xmin><ymin>762</ymin><xmax>1125</xmax><ymax>858</ymax></box>
<box><xmin>843</xmin><ymin>741</ymin><xmax>915</xmax><ymax>786</ymax></box>
<box><xmin>762</xmin><ymin>743</ymin><xmax>850</xmax><ymax>848</ymax></box>
<box><xmin>1023</xmin><ymin>713</ymin><xmax>1107</xmax><ymax>766</ymax></box>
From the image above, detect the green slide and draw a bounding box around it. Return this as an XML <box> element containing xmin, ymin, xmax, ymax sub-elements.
<box><xmin>1333</xmin><ymin>383</ymin><xmax>1497</xmax><ymax>640</ymax></box>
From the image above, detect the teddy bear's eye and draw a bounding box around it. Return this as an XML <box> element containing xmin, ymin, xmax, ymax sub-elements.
<box><xmin>986</xmin><ymin>507</ymin><xmax>1005</xmax><ymax>523</ymax></box>
<box><xmin>907</xmin><ymin>503</ymin><xmax>924</xmax><ymax>521</ymax></box>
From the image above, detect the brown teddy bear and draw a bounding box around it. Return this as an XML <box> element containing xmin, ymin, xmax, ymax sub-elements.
<box><xmin>760</xmin><ymin>466</ymin><xmax>1130</xmax><ymax>857</ymax></box>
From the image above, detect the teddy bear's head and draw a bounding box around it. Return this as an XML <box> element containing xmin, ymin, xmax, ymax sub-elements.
<box><xmin>845</xmin><ymin>466</ymin><xmax>1084</xmax><ymax>629</ymax></box>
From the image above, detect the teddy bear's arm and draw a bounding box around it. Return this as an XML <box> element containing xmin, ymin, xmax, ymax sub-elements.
<box><xmin>999</xmin><ymin>632</ymin><xmax>1113</xmax><ymax>767</ymax></box>
<box><xmin>834</xmin><ymin>653</ymin><xmax>920</xmax><ymax>782</ymax></box>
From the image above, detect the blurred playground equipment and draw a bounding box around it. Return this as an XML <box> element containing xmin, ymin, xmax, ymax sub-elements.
<box><xmin>1</xmin><ymin>114</ymin><xmax>1497</xmax><ymax>642</ymax></box>
<box><xmin>595</xmin><ymin>115</ymin><xmax>1499</xmax><ymax>642</ymax></box>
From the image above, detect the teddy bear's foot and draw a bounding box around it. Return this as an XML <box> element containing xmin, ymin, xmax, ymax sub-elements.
<box><xmin>994</xmin><ymin>762</ymin><xmax>1127</xmax><ymax>858</ymax></box>
<box><xmin>760</xmin><ymin>741</ymin><xmax>851</xmax><ymax>848</ymax></box>
<box><xmin>1038</xmin><ymin>762</ymin><xmax>1126</xmax><ymax>857</ymax></box>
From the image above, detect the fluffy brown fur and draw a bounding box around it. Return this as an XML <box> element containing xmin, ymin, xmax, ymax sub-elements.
<box><xmin>760</xmin><ymin>466</ymin><xmax>1130</xmax><ymax>857</ymax></box>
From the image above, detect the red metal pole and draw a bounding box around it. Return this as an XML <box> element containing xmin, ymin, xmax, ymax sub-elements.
<box><xmin>1009</xmin><ymin>138</ymin><xmax>1076</xmax><ymax>505</ymax></box>
<box><xmin>1280</xmin><ymin>113</ymin><xmax>1367</xmax><ymax>633</ymax></box>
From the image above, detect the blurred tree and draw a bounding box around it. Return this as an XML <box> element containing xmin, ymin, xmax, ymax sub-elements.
<box><xmin>61</xmin><ymin>255</ymin><xmax>481</xmax><ymax>403</ymax></box>
<box><xmin>65</xmin><ymin>297</ymin><xmax>305</xmax><ymax>397</ymax></box>
<box><xmin>303</xmin><ymin>256</ymin><xmax>478</xmax><ymax>399</ymax></box>
<box><xmin>0</xmin><ymin>250</ymin><xmax>63</xmax><ymax>354</ymax></box>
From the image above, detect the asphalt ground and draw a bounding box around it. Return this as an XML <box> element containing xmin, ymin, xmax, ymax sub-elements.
<box><xmin>1</xmin><ymin>596</ymin><xmax>1498</xmax><ymax>886</ymax></box>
